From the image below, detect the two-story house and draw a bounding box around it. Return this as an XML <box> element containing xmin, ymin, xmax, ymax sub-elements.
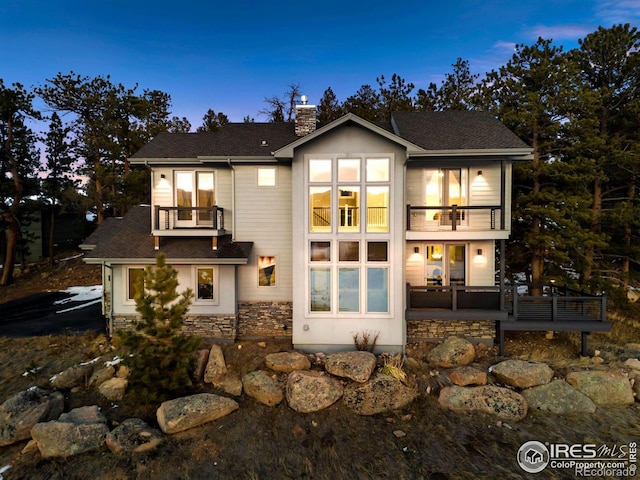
<box><xmin>82</xmin><ymin>103</ymin><xmax>535</xmax><ymax>353</ymax></box>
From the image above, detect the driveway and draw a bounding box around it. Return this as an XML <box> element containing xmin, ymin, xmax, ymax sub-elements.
<box><xmin>0</xmin><ymin>286</ymin><xmax>106</xmax><ymax>337</ymax></box>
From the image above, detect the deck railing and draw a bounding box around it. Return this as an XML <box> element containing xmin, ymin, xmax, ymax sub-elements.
<box><xmin>406</xmin><ymin>204</ymin><xmax>504</xmax><ymax>231</ymax></box>
<box><xmin>406</xmin><ymin>283</ymin><xmax>606</xmax><ymax>324</ymax></box>
<box><xmin>154</xmin><ymin>205</ymin><xmax>224</xmax><ymax>231</ymax></box>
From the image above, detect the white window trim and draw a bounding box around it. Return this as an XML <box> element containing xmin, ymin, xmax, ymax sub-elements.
<box><xmin>257</xmin><ymin>254</ymin><xmax>278</xmax><ymax>288</ymax></box>
<box><xmin>193</xmin><ymin>266</ymin><xmax>220</xmax><ymax>305</ymax></box>
<box><xmin>257</xmin><ymin>167</ymin><xmax>277</xmax><ymax>187</ymax></box>
<box><xmin>124</xmin><ymin>266</ymin><xmax>145</xmax><ymax>305</ymax></box>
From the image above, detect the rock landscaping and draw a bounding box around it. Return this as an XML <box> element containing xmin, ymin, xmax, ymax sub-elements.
<box><xmin>0</xmin><ymin>335</ymin><xmax>638</xmax><ymax>461</ymax></box>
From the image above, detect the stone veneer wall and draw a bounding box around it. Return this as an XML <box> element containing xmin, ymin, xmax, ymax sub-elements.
<box><xmin>111</xmin><ymin>314</ymin><xmax>238</xmax><ymax>340</ymax></box>
<box><xmin>407</xmin><ymin>319</ymin><xmax>496</xmax><ymax>344</ymax></box>
<box><xmin>237</xmin><ymin>301</ymin><xmax>293</xmax><ymax>338</ymax></box>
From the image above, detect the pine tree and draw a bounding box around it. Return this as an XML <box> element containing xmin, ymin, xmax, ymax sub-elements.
<box><xmin>118</xmin><ymin>253</ymin><xmax>199</xmax><ymax>404</ymax></box>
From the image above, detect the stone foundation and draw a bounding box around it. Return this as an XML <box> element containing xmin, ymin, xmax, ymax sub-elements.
<box><xmin>111</xmin><ymin>314</ymin><xmax>238</xmax><ymax>340</ymax></box>
<box><xmin>407</xmin><ymin>319</ymin><xmax>496</xmax><ymax>344</ymax></box>
<box><xmin>237</xmin><ymin>301</ymin><xmax>293</xmax><ymax>338</ymax></box>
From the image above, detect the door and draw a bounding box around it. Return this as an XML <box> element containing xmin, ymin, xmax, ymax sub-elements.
<box><xmin>424</xmin><ymin>243</ymin><xmax>466</xmax><ymax>286</ymax></box>
<box><xmin>175</xmin><ymin>171</ymin><xmax>215</xmax><ymax>227</ymax></box>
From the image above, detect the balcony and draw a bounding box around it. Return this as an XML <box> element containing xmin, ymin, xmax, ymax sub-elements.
<box><xmin>406</xmin><ymin>205</ymin><xmax>504</xmax><ymax>231</ymax></box>
<box><xmin>153</xmin><ymin>205</ymin><xmax>225</xmax><ymax>236</ymax></box>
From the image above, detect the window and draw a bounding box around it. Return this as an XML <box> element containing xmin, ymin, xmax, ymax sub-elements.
<box><xmin>175</xmin><ymin>171</ymin><xmax>215</xmax><ymax>225</ymax></box>
<box><xmin>306</xmin><ymin>156</ymin><xmax>391</xmax><ymax>315</ymax></box>
<box><xmin>258</xmin><ymin>256</ymin><xmax>277</xmax><ymax>287</ymax></box>
<box><xmin>127</xmin><ymin>268</ymin><xmax>145</xmax><ymax>301</ymax></box>
<box><xmin>424</xmin><ymin>168</ymin><xmax>467</xmax><ymax>226</ymax></box>
<box><xmin>196</xmin><ymin>267</ymin><xmax>215</xmax><ymax>300</ymax></box>
<box><xmin>257</xmin><ymin>168</ymin><xmax>276</xmax><ymax>187</ymax></box>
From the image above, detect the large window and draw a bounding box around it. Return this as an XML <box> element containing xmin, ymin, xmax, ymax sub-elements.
<box><xmin>175</xmin><ymin>171</ymin><xmax>215</xmax><ymax>226</ymax></box>
<box><xmin>194</xmin><ymin>266</ymin><xmax>218</xmax><ymax>303</ymax></box>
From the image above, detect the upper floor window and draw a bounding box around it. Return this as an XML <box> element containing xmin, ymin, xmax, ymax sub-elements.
<box><xmin>175</xmin><ymin>171</ymin><xmax>215</xmax><ymax>226</ymax></box>
<box><xmin>308</xmin><ymin>157</ymin><xmax>390</xmax><ymax>233</ymax></box>
<box><xmin>257</xmin><ymin>167</ymin><xmax>276</xmax><ymax>187</ymax></box>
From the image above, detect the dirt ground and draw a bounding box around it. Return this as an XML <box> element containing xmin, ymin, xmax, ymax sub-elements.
<box><xmin>0</xmin><ymin>253</ymin><xmax>639</xmax><ymax>479</ymax></box>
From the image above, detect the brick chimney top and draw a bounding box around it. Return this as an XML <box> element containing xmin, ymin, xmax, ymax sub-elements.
<box><xmin>295</xmin><ymin>95</ymin><xmax>317</xmax><ymax>136</ymax></box>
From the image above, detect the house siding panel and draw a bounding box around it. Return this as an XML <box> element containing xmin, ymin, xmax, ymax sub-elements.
<box><xmin>234</xmin><ymin>165</ymin><xmax>293</xmax><ymax>302</ymax></box>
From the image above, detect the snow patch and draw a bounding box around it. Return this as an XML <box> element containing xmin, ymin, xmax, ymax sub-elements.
<box><xmin>54</xmin><ymin>285</ymin><xmax>102</xmax><ymax>305</ymax></box>
<box><xmin>0</xmin><ymin>465</ymin><xmax>11</xmax><ymax>479</ymax></box>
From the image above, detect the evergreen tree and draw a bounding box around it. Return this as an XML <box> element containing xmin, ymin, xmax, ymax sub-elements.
<box><xmin>42</xmin><ymin>112</ymin><xmax>77</xmax><ymax>265</ymax></box>
<box><xmin>0</xmin><ymin>80</ymin><xmax>41</xmax><ymax>285</ymax></box>
<box><xmin>197</xmin><ymin>109</ymin><xmax>229</xmax><ymax>132</ymax></box>
<box><xmin>118</xmin><ymin>254</ymin><xmax>199</xmax><ymax>404</ymax></box>
<box><xmin>416</xmin><ymin>58</ymin><xmax>480</xmax><ymax>111</ymax></box>
<box><xmin>342</xmin><ymin>84</ymin><xmax>382</xmax><ymax>122</ymax></box>
<box><xmin>377</xmin><ymin>73</ymin><xmax>415</xmax><ymax>119</ymax></box>
<box><xmin>317</xmin><ymin>87</ymin><xmax>343</xmax><ymax>123</ymax></box>
<box><xmin>168</xmin><ymin>116</ymin><xmax>192</xmax><ymax>133</ymax></box>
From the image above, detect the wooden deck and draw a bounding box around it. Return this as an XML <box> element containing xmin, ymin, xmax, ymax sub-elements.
<box><xmin>406</xmin><ymin>284</ymin><xmax>610</xmax><ymax>356</ymax></box>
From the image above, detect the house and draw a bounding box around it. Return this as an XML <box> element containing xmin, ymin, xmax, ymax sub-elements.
<box><xmin>82</xmin><ymin>102</ymin><xmax>543</xmax><ymax>353</ymax></box>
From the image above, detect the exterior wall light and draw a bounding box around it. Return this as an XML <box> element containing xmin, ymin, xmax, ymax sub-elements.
<box><xmin>477</xmin><ymin>170</ymin><xmax>483</xmax><ymax>176</ymax></box>
<box><xmin>477</xmin><ymin>248</ymin><xmax>483</xmax><ymax>256</ymax></box>
<box><xmin>414</xmin><ymin>246</ymin><xmax>420</xmax><ymax>254</ymax></box>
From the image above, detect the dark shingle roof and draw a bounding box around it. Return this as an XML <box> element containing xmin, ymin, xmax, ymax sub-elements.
<box><xmin>131</xmin><ymin>111</ymin><xmax>529</xmax><ymax>160</ymax></box>
<box><xmin>132</xmin><ymin>123</ymin><xmax>299</xmax><ymax>159</ymax></box>
<box><xmin>83</xmin><ymin>206</ymin><xmax>252</xmax><ymax>262</ymax></box>
<box><xmin>390</xmin><ymin>111</ymin><xmax>529</xmax><ymax>150</ymax></box>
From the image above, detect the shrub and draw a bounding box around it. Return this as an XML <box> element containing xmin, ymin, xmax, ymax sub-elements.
<box><xmin>118</xmin><ymin>253</ymin><xmax>200</xmax><ymax>404</ymax></box>
<box><xmin>353</xmin><ymin>330</ymin><xmax>380</xmax><ymax>352</ymax></box>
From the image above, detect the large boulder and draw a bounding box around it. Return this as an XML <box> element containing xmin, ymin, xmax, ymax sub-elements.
<box><xmin>324</xmin><ymin>351</ymin><xmax>377</xmax><ymax>383</ymax></box>
<box><xmin>106</xmin><ymin>418</ymin><xmax>163</xmax><ymax>453</ymax></box>
<box><xmin>343</xmin><ymin>373</ymin><xmax>418</xmax><ymax>415</ymax></box>
<box><xmin>98</xmin><ymin>377</ymin><xmax>128</xmax><ymax>401</ymax></box>
<box><xmin>210</xmin><ymin>374</ymin><xmax>243</xmax><ymax>397</ymax></box>
<box><xmin>286</xmin><ymin>371</ymin><xmax>343</xmax><ymax>413</ymax></box>
<box><xmin>450</xmin><ymin>366</ymin><xmax>487</xmax><ymax>386</ymax></box>
<box><xmin>521</xmin><ymin>380</ymin><xmax>596</xmax><ymax>414</ymax></box>
<box><xmin>193</xmin><ymin>349</ymin><xmax>210</xmax><ymax>382</ymax></box>
<box><xmin>30</xmin><ymin>406</ymin><xmax>109</xmax><ymax>458</ymax></box>
<box><xmin>427</xmin><ymin>337</ymin><xmax>475</xmax><ymax>368</ymax></box>
<box><xmin>0</xmin><ymin>388</ymin><xmax>64</xmax><ymax>446</ymax></box>
<box><xmin>438</xmin><ymin>385</ymin><xmax>528</xmax><ymax>421</ymax></box>
<box><xmin>89</xmin><ymin>365</ymin><xmax>115</xmax><ymax>388</ymax></box>
<box><xmin>566</xmin><ymin>370</ymin><xmax>635</xmax><ymax>406</ymax></box>
<box><xmin>243</xmin><ymin>371</ymin><xmax>284</xmax><ymax>407</ymax></box>
<box><xmin>50</xmin><ymin>361</ymin><xmax>96</xmax><ymax>390</ymax></box>
<box><xmin>266</xmin><ymin>352</ymin><xmax>311</xmax><ymax>373</ymax></box>
<box><xmin>490</xmin><ymin>360</ymin><xmax>554</xmax><ymax>389</ymax></box>
<box><xmin>156</xmin><ymin>393</ymin><xmax>239</xmax><ymax>434</ymax></box>
<box><xmin>203</xmin><ymin>345</ymin><xmax>228</xmax><ymax>383</ymax></box>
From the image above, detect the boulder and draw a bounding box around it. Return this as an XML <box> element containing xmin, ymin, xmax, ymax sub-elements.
<box><xmin>343</xmin><ymin>373</ymin><xmax>418</xmax><ymax>415</ymax></box>
<box><xmin>89</xmin><ymin>365</ymin><xmax>115</xmax><ymax>388</ymax></box>
<box><xmin>521</xmin><ymin>380</ymin><xmax>596</xmax><ymax>414</ymax></box>
<box><xmin>629</xmin><ymin>370</ymin><xmax>640</xmax><ymax>400</ymax></box>
<box><xmin>116</xmin><ymin>364</ymin><xmax>130</xmax><ymax>379</ymax></box>
<box><xmin>426</xmin><ymin>337</ymin><xmax>475</xmax><ymax>368</ymax></box>
<box><xmin>286</xmin><ymin>371</ymin><xmax>343</xmax><ymax>413</ymax></box>
<box><xmin>0</xmin><ymin>388</ymin><xmax>64</xmax><ymax>446</ymax></box>
<box><xmin>450</xmin><ymin>366</ymin><xmax>487</xmax><ymax>386</ymax></box>
<box><xmin>156</xmin><ymin>393</ymin><xmax>239</xmax><ymax>434</ymax></box>
<box><xmin>266</xmin><ymin>352</ymin><xmax>311</xmax><ymax>373</ymax></box>
<box><xmin>203</xmin><ymin>345</ymin><xmax>228</xmax><ymax>383</ymax></box>
<box><xmin>324</xmin><ymin>351</ymin><xmax>376</xmax><ymax>383</ymax></box>
<box><xmin>106</xmin><ymin>418</ymin><xmax>163</xmax><ymax>453</ymax></box>
<box><xmin>624</xmin><ymin>358</ymin><xmax>640</xmax><ymax>371</ymax></box>
<box><xmin>50</xmin><ymin>362</ymin><xmax>95</xmax><ymax>390</ymax></box>
<box><xmin>30</xmin><ymin>406</ymin><xmax>109</xmax><ymax>458</ymax></box>
<box><xmin>193</xmin><ymin>349</ymin><xmax>210</xmax><ymax>382</ymax></box>
<box><xmin>490</xmin><ymin>360</ymin><xmax>554</xmax><ymax>389</ymax></box>
<box><xmin>98</xmin><ymin>377</ymin><xmax>128</xmax><ymax>401</ymax></box>
<box><xmin>243</xmin><ymin>371</ymin><xmax>284</xmax><ymax>407</ymax></box>
<box><xmin>566</xmin><ymin>370</ymin><xmax>635</xmax><ymax>406</ymax></box>
<box><xmin>210</xmin><ymin>373</ymin><xmax>243</xmax><ymax>396</ymax></box>
<box><xmin>438</xmin><ymin>385</ymin><xmax>528</xmax><ymax>421</ymax></box>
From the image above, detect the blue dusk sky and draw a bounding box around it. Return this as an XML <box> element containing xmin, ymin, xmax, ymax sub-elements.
<box><xmin>1</xmin><ymin>0</ymin><xmax>639</xmax><ymax>127</ymax></box>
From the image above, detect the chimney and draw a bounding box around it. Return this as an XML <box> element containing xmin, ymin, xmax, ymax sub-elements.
<box><xmin>295</xmin><ymin>95</ymin><xmax>317</xmax><ymax>136</ymax></box>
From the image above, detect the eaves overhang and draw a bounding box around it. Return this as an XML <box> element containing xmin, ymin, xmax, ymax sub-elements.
<box><xmin>273</xmin><ymin>113</ymin><xmax>425</xmax><ymax>159</ymax></box>
<box><xmin>130</xmin><ymin>156</ymin><xmax>279</xmax><ymax>166</ymax></box>
<box><xmin>408</xmin><ymin>148</ymin><xmax>533</xmax><ymax>160</ymax></box>
<box><xmin>83</xmin><ymin>257</ymin><xmax>249</xmax><ymax>265</ymax></box>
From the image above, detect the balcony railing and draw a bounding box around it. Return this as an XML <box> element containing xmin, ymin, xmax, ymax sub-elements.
<box><xmin>154</xmin><ymin>205</ymin><xmax>224</xmax><ymax>232</ymax></box>
<box><xmin>312</xmin><ymin>206</ymin><xmax>388</xmax><ymax>228</ymax></box>
<box><xmin>406</xmin><ymin>204</ymin><xmax>504</xmax><ymax>231</ymax></box>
